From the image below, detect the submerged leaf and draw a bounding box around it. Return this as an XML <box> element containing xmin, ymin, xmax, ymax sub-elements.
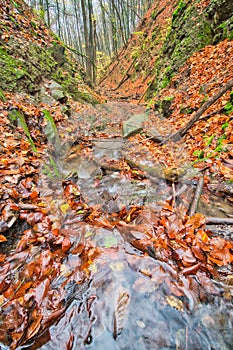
<box><xmin>166</xmin><ymin>295</ymin><xmax>184</xmax><ymax>312</ymax></box>
<box><xmin>103</xmin><ymin>235</ymin><xmax>118</xmax><ymax>248</ymax></box>
<box><xmin>60</xmin><ymin>203</ymin><xmax>70</xmax><ymax>214</ymax></box>
<box><xmin>113</xmin><ymin>289</ymin><xmax>130</xmax><ymax>339</ymax></box>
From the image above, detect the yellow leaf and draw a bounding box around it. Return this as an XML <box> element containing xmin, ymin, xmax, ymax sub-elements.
<box><xmin>85</xmin><ymin>231</ymin><xmax>93</xmax><ymax>238</ymax></box>
<box><xmin>110</xmin><ymin>262</ymin><xmax>125</xmax><ymax>272</ymax></box>
<box><xmin>202</xmin><ymin>232</ymin><xmax>209</xmax><ymax>243</ymax></box>
<box><xmin>136</xmin><ymin>320</ymin><xmax>145</xmax><ymax>328</ymax></box>
<box><xmin>60</xmin><ymin>264</ymin><xmax>72</xmax><ymax>277</ymax></box>
<box><xmin>0</xmin><ymin>294</ymin><xmax>5</xmax><ymax>305</ymax></box>
<box><xmin>60</xmin><ymin>203</ymin><xmax>70</xmax><ymax>214</ymax></box>
<box><xmin>166</xmin><ymin>295</ymin><xmax>184</xmax><ymax>312</ymax></box>
<box><xmin>88</xmin><ymin>262</ymin><xmax>97</xmax><ymax>273</ymax></box>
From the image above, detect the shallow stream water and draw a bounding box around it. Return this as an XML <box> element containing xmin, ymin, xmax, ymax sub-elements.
<box><xmin>0</xmin><ymin>102</ymin><xmax>232</xmax><ymax>350</ymax></box>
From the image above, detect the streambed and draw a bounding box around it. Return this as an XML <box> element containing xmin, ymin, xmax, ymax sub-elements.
<box><xmin>0</xmin><ymin>102</ymin><xmax>232</xmax><ymax>350</ymax></box>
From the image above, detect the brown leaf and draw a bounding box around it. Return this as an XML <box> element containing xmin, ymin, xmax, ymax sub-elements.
<box><xmin>113</xmin><ymin>289</ymin><xmax>130</xmax><ymax>339</ymax></box>
<box><xmin>182</xmin><ymin>263</ymin><xmax>201</xmax><ymax>276</ymax></box>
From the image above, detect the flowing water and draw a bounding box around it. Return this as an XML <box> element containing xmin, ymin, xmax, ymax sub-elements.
<box><xmin>0</xmin><ymin>102</ymin><xmax>233</xmax><ymax>350</ymax></box>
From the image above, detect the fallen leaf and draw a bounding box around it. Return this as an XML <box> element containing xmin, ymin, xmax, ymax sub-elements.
<box><xmin>166</xmin><ymin>295</ymin><xmax>184</xmax><ymax>312</ymax></box>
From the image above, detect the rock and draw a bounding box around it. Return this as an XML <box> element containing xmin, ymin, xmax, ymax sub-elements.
<box><xmin>208</xmin><ymin>0</ymin><xmax>233</xmax><ymax>23</ymax></box>
<box><xmin>61</xmin><ymin>155</ymin><xmax>101</xmax><ymax>179</ymax></box>
<box><xmin>154</xmin><ymin>96</ymin><xmax>174</xmax><ymax>119</ymax></box>
<box><xmin>122</xmin><ymin>113</ymin><xmax>149</xmax><ymax>138</ymax></box>
<box><xmin>78</xmin><ymin>159</ymin><xmax>101</xmax><ymax>179</ymax></box>
<box><xmin>48</xmin><ymin>80</ymin><xmax>63</xmax><ymax>91</ymax></box>
<box><xmin>50</xmin><ymin>43</ymin><xmax>67</xmax><ymax>67</ymax></box>
<box><xmin>47</xmin><ymin>80</ymin><xmax>67</xmax><ymax>102</ymax></box>
<box><xmin>161</xmin><ymin>98</ymin><xmax>173</xmax><ymax>118</ymax></box>
<box><xmin>94</xmin><ymin>139</ymin><xmax>123</xmax><ymax>161</ymax></box>
<box><xmin>40</xmin><ymin>86</ymin><xmax>56</xmax><ymax>105</ymax></box>
<box><xmin>145</xmin><ymin>129</ymin><xmax>164</xmax><ymax>143</ymax></box>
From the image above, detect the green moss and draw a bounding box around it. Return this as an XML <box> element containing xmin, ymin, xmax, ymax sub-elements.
<box><xmin>151</xmin><ymin>10</ymin><xmax>156</xmax><ymax>20</ymax></box>
<box><xmin>152</xmin><ymin>30</ymin><xmax>157</xmax><ymax>40</ymax></box>
<box><xmin>214</xmin><ymin>15</ymin><xmax>233</xmax><ymax>41</ymax></box>
<box><xmin>0</xmin><ymin>14</ymin><xmax>98</xmax><ymax>104</ymax></box>
<box><xmin>224</xmin><ymin>91</ymin><xmax>233</xmax><ymax>115</ymax></box>
<box><xmin>146</xmin><ymin>0</ymin><xmax>218</xmax><ymax>99</ymax></box>
<box><xmin>8</xmin><ymin>109</ymin><xmax>37</xmax><ymax>152</ymax></box>
<box><xmin>73</xmin><ymin>89</ymin><xmax>99</xmax><ymax>104</ymax></box>
<box><xmin>172</xmin><ymin>0</ymin><xmax>187</xmax><ymax>21</ymax></box>
<box><xmin>0</xmin><ymin>46</ymin><xmax>28</xmax><ymax>91</ymax></box>
<box><xmin>0</xmin><ymin>88</ymin><xmax>6</xmax><ymax>102</ymax></box>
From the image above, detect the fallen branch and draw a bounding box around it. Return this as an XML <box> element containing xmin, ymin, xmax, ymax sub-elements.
<box><xmin>205</xmin><ymin>217</ymin><xmax>233</xmax><ymax>225</ymax></box>
<box><xmin>188</xmin><ymin>175</ymin><xmax>204</xmax><ymax>216</ymax></box>
<box><xmin>161</xmin><ymin>78</ymin><xmax>233</xmax><ymax>144</ymax></box>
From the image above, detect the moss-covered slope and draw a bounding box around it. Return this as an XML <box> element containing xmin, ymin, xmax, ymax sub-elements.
<box><xmin>0</xmin><ymin>0</ymin><xmax>99</xmax><ymax>104</ymax></box>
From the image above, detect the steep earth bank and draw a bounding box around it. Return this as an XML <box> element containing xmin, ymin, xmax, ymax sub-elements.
<box><xmin>0</xmin><ymin>0</ymin><xmax>100</xmax><ymax>104</ymax></box>
<box><xmin>99</xmin><ymin>0</ymin><xmax>233</xmax><ymax>102</ymax></box>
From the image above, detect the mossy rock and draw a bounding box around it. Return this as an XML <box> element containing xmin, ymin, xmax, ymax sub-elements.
<box><xmin>154</xmin><ymin>96</ymin><xmax>174</xmax><ymax>118</ymax></box>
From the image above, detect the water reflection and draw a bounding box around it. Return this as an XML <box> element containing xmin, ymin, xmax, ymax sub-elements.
<box><xmin>30</xmin><ymin>230</ymin><xmax>233</xmax><ymax>350</ymax></box>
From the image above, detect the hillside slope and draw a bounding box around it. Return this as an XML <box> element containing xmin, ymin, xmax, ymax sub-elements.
<box><xmin>0</xmin><ymin>0</ymin><xmax>100</xmax><ymax>103</ymax></box>
<box><xmin>99</xmin><ymin>0</ymin><xmax>233</xmax><ymax>102</ymax></box>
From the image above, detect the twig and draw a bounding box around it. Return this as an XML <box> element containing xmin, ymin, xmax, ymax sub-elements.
<box><xmin>138</xmin><ymin>75</ymin><xmax>156</xmax><ymax>104</ymax></box>
<box><xmin>188</xmin><ymin>175</ymin><xmax>204</xmax><ymax>216</ymax></box>
<box><xmin>199</xmin><ymin>107</ymin><xmax>224</xmax><ymax>121</ymax></box>
<box><xmin>172</xmin><ymin>182</ymin><xmax>176</xmax><ymax>208</ymax></box>
<box><xmin>64</xmin><ymin>44</ymin><xmax>95</xmax><ymax>65</ymax></box>
<box><xmin>186</xmin><ymin>325</ymin><xmax>189</xmax><ymax>350</ymax></box>
<box><xmin>205</xmin><ymin>217</ymin><xmax>233</xmax><ymax>225</ymax></box>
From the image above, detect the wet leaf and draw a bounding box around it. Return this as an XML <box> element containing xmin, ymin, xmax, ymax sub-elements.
<box><xmin>0</xmin><ymin>234</ymin><xmax>7</xmax><ymax>242</ymax></box>
<box><xmin>60</xmin><ymin>203</ymin><xmax>70</xmax><ymax>214</ymax></box>
<box><xmin>84</xmin><ymin>231</ymin><xmax>93</xmax><ymax>238</ymax></box>
<box><xmin>186</xmin><ymin>213</ymin><xmax>206</xmax><ymax>229</ymax></box>
<box><xmin>113</xmin><ymin>289</ymin><xmax>130</xmax><ymax>339</ymax></box>
<box><xmin>103</xmin><ymin>235</ymin><xmax>118</xmax><ymax>248</ymax></box>
<box><xmin>60</xmin><ymin>264</ymin><xmax>72</xmax><ymax>277</ymax></box>
<box><xmin>166</xmin><ymin>295</ymin><xmax>184</xmax><ymax>312</ymax></box>
<box><xmin>110</xmin><ymin>262</ymin><xmax>125</xmax><ymax>272</ymax></box>
<box><xmin>133</xmin><ymin>277</ymin><xmax>158</xmax><ymax>293</ymax></box>
<box><xmin>136</xmin><ymin>320</ymin><xmax>146</xmax><ymax>328</ymax></box>
<box><xmin>182</xmin><ymin>263</ymin><xmax>201</xmax><ymax>276</ymax></box>
<box><xmin>88</xmin><ymin>262</ymin><xmax>97</xmax><ymax>272</ymax></box>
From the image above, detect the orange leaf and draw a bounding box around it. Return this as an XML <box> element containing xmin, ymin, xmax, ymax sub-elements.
<box><xmin>0</xmin><ymin>234</ymin><xmax>7</xmax><ymax>242</ymax></box>
<box><xmin>186</xmin><ymin>213</ymin><xmax>206</xmax><ymax>229</ymax></box>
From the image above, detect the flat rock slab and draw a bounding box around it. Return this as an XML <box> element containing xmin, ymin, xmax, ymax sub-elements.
<box><xmin>93</xmin><ymin>139</ymin><xmax>123</xmax><ymax>161</ymax></box>
<box><xmin>122</xmin><ymin>113</ymin><xmax>149</xmax><ymax>138</ymax></box>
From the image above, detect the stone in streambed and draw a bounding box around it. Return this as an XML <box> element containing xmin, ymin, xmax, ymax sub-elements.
<box><xmin>122</xmin><ymin>113</ymin><xmax>149</xmax><ymax>138</ymax></box>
